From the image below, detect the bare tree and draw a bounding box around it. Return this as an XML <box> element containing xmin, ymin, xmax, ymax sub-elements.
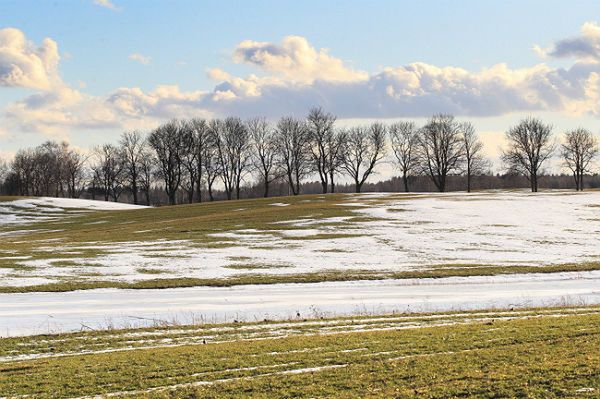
<box><xmin>418</xmin><ymin>114</ymin><xmax>465</xmax><ymax>192</ymax></box>
<box><xmin>138</xmin><ymin>148</ymin><xmax>155</xmax><ymax>205</ymax></box>
<box><xmin>148</xmin><ymin>120</ymin><xmax>187</xmax><ymax>205</ymax></box>
<box><xmin>179</xmin><ymin>121</ymin><xmax>198</xmax><ymax>204</ymax></box>
<box><xmin>11</xmin><ymin>149</ymin><xmax>36</xmax><ymax>195</ymax></box>
<box><xmin>461</xmin><ymin>122</ymin><xmax>489</xmax><ymax>193</ymax></box>
<box><xmin>213</xmin><ymin>117</ymin><xmax>251</xmax><ymax>200</ymax></box>
<box><xmin>501</xmin><ymin>117</ymin><xmax>554</xmax><ymax>192</ymax></box>
<box><xmin>326</xmin><ymin>129</ymin><xmax>347</xmax><ymax>193</ymax></box>
<box><xmin>36</xmin><ymin>141</ymin><xmax>62</xmax><ymax>197</ymax></box>
<box><xmin>204</xmin><ymin>121</ymin><xmax>221</xmax><ymax>201</ymax></box>
<box><xmin>248</xmin><ymin>117</ymin><xmax>279</xmax><ymax>197</ymax></box>
<box><xmin>307</xmin><ymin>107</ymin><xmax>337</xmax><ymax>193</ymax></box>
<box><xmin>9</xmin><ymin>141</ymin><xmax>75</xmax><ymax>197</ymax></box>
<box><xmin>92</xmin><ymin>144</ymin><xmax>125</xmax><ymax>201</ymax></box>
<box><xmin>63</xmin><ymin>148</ymin><xmax>86</xmax><ymax>198</ymax></box>
<box><xmin>389</xmin><ymin>121</ymin><xmax>419</xmax><ymax>192</ymax></box>
<box><xmin>190</xmin><ymin>118</ymin><xmax>210</xmax><ymax>202</ymax></box>
<box><xmin>120</xmin><ymin>130</ymin><xmax>146</xmax><ymax>205</ymax></box>
<box><xmin>561</xmin><ymin>128</ymin><xmax>598</xmax><ymax>191</ymax></box>
<box><xmin>275</xmin><ymin>117</ymin><xmax>311</xmax><ymax>195</ymax></box>
<box><xmin>342</xmin><ymin>123</ymin><xmax>386</xmax><ymax>193</ymax></box>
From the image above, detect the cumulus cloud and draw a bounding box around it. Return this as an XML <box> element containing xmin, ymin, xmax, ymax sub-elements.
<box><xmin>6</xmin><ymin>23</ymin><xmax>600</xmax><ymax>141</ymax></box>
<box><xmin>128</xmin><ymin>53</ymin><xmax>151</xmax><ymax>65</ymax></box>
<box><xmin>5</xmin><ymin>83</ymin><xmax>211</xmax><ymax>137</ymax></box>
<box><xmin>107</xmin><ymin>85</ymin><xmax>208</xmax><ymax>120</ymax></box>
<box><xmin>535</xmin><ymin>21</ymin><xmax>600</xmax><ymax>61</ymax></box>
<box><xmin>93</xmin><ymin>0</ymin><xmax>119</xmax><ymax>11</ymax></box>
<box><xmin>5</xmin><ymin>86</ymin><xmax>119</xmax><ymax>138</ymax></box>
<box><xmin>0</xmin><ymin>28</ymin><xmax>61</xmax><ymax>90</ymax></box>
<box><xmin>203</xmin><ymin>58</ymin><xmax>600</xmax><ymax>119</ymax></box>
<box><xmin>232</xmin><ymin>36</ymin><xmax>368</xmax><ymax>84</ymax></box>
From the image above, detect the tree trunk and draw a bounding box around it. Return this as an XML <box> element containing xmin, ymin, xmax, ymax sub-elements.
<box><xmin>531</xmin><ymin>173</ymin><xmax>538</xmax><ymax>192</ymax></box>
<box><xmin>402</xmin><ymin>171</ymin><xmax>409</xmax><ymax>193</ymax></box>
<box><xmin>292</xmin><ymin>179</ymin><xmax>300</xmax><ymax>195</ymax></box>
<box><xmin>263</xmin><ymin>181</ymin><xmax>269</xmax><ymax>198</ymax></box>
<box><xmin>292</xmin><ymin>171</ymin><xmax>300</xmax><ymax>195</ymax></box>
<box><xmin>330</xmin><ymin>172</ymin><xmax>335</xmax><ymax>193</ymax></box>
<box><xmin>437</xmin><ymin>176</ymin><xmax>445</xmax><ymax>193</ymax></box>
<box><xmin>355</xmin><ymin>179</ymin><xmax>361</xmax><ymax>193</ymax></box>
<box><xmin>196</xmin><ymin>167</ymin><xmax>202</xmax><ymax>203</ymax></box>
<box><xmin>132</xmin><ymin>181</ymin><xmax>138</xmax><ymax>205</ymax></box>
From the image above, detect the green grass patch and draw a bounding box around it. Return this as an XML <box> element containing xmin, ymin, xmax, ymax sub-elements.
<box><xmin>1</xmin><ymin>306</ymin><xmax>599</xmax><ymax>398</ymax></box>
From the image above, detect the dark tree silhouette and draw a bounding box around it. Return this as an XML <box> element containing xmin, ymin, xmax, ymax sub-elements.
<box><xmin>461</xmin><ymin>122</ymin><xmax>488</xmax><ymax>193</ymax></box>
<box><xmin>561</xmin><ymin>128</ymin><xmax>598</xmax><ymax>191</ymax></box>
<box><xmin>148</xmin><ymin>120</ymin><xmax>187</xmax><ymax>205</ymax></box>
<box><xmin>389</xmin><ymin>121</ymin><xmax>419</xmax><ymax>192</ymax></box>
<box><xmin>275</xmin><ymin>117</ymin><xmax>311</xmax><ymax>195</ymax></box>
<box><xmin>342</xmin><ymin>123</ymin><xmax>386</xmax><ymax>193</ymax></box>
<box><xmin>502</xmin><ymin>117</ymin><xmax>554</xmax><ymax>193</ymax></box>
<box><xmin>417</xmin><ymin>114</ymin><xmax>464</xmax><ymax>192</ymax></box>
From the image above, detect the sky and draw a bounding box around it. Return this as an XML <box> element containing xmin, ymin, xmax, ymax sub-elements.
<box><xmin>2</xmin><ymin>0</ymin><xmax>600</xmax><ymax>166</ymax></box>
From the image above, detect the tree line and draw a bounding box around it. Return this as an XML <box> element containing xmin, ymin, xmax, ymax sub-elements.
<box><xmin>1</xmin><ymin>109</ymin><xmax>598</xmax><ymax>205</ymax></box>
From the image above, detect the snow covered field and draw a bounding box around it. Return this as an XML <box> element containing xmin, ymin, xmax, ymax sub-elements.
<box><xmin>1</xmin><ymin>191</ymin><xmax>600</xmax><ymax>287</ymax></box>
<box><xmin>1</xmin><ymin>191</ymin><xmax>600</xmax><ymax>337</ymax></box>
<box><xmin>2</xmin><ymin>270</ymin><xmax>600</xmax><ymax>336</ymax></box>
<box><xmin>0</xmin><ymin>197</ymin><xmax>145</xmax><ymax>226</ymax></box>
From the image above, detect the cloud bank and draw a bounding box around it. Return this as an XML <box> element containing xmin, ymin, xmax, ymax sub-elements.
<box><xmin>3</xmin><ymin>23</ymin><xmax>600</xmax><ymax>139</ymax></box>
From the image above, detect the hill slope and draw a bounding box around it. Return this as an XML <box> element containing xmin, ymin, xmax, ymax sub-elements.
<box><xmin>1</xmin><ymin>191</ymin><xmax>600</xmax><ymax>292</ymax></box>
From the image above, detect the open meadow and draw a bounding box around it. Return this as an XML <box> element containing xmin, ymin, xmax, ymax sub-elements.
<box><xmin>1</xmin><ymin>190</ymin><xmax>600</xmax><ymax>397</ymax></box>
<box><xmin>4</xmin><ymin>3</ymin><xmax>600</xmax><ymax>397</ymax></box>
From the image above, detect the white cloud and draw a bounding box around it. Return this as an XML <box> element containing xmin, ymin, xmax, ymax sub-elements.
<box><xmin>6</xmin><ymin>23</ymin><xmax>600</xmax><ymax>143</ymax></box>
<box><xmin>93</xmin><ymin>0</ymin><xmax>119</xmax><ymax>11</ymax></box>
<box><xmin>0</xmin><ymin>28</ymin><xmax>61</xmax><ymax>90</ymax></box>
<box><xmin>107</xmin><ymin>85</ymin><xmax>208</xmax><ymax>120</ymax></box>
<box><xmin>232</xmin><ymin>36</ymin><xmax>368</xmax><ymax>84</ymax></box>
<box><xmin>535</xmin><ymin>21</ymin><xmax>600</xmax><ymax>61</ymax></box>
<box><xmin>4</xmin><ymin>83</ymin><xmax>211</xmax><ymax>138</ymax></box>
<box><xmin>128</xmin><ymin>53</ymin><xmax>151</xmax><ymax>65</ymax></box>
<box><xmin>202</xmin><ymin>59</ymin><xmax>600</xmax><ymax>119</ymax></box>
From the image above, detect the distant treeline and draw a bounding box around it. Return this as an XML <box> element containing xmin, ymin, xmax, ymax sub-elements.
<box><xmin>0</xmin><ymin>108</ymin><xmax>598</xmax><ymax>205</ymax></box>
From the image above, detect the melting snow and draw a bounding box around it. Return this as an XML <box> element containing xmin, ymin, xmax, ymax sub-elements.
<box><xmin>2</xmin><ymin>191</ymin><xmax>600</xmax><ymax>286</ymax></box>
<box><xmin>2</xmin><ymin>270</ymin><xmax>600</xmax><ymax>336</ymax></box>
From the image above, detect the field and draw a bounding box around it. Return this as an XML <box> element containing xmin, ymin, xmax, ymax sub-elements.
<box><xmin>1</xmin><ymin>190</ymin><xmax>600</xmax><ymax>397</ymax></box>
<box><xmin>1</xmin><ymin>306</ymin><xmax>599</xmax><ymax>398</ymax></box>
<box><xmin>2</xmin><ymin>191</ymin><xmax>600</xmax><ymax>292</ymax></box>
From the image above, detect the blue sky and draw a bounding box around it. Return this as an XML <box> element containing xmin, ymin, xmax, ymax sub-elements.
<box><xmin>1</xmin><ymin>0</ymin><xmax>600</xmax><ymax>157</ymax></box>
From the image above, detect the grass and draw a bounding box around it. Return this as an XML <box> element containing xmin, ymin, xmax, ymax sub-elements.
<box><xmin>1</xmin><ymin>261</ymin><xmax>600</xmax><ymax>293</ymax></box>
<box><xmin>2</xmin><ymin>191</ymin><xmax>600</xmax><ymax>293</ymax></box>
<box><xmin>1</xmin><ymin>305</ymin><xmax>599</xmax><ymax>398</ymax></box>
